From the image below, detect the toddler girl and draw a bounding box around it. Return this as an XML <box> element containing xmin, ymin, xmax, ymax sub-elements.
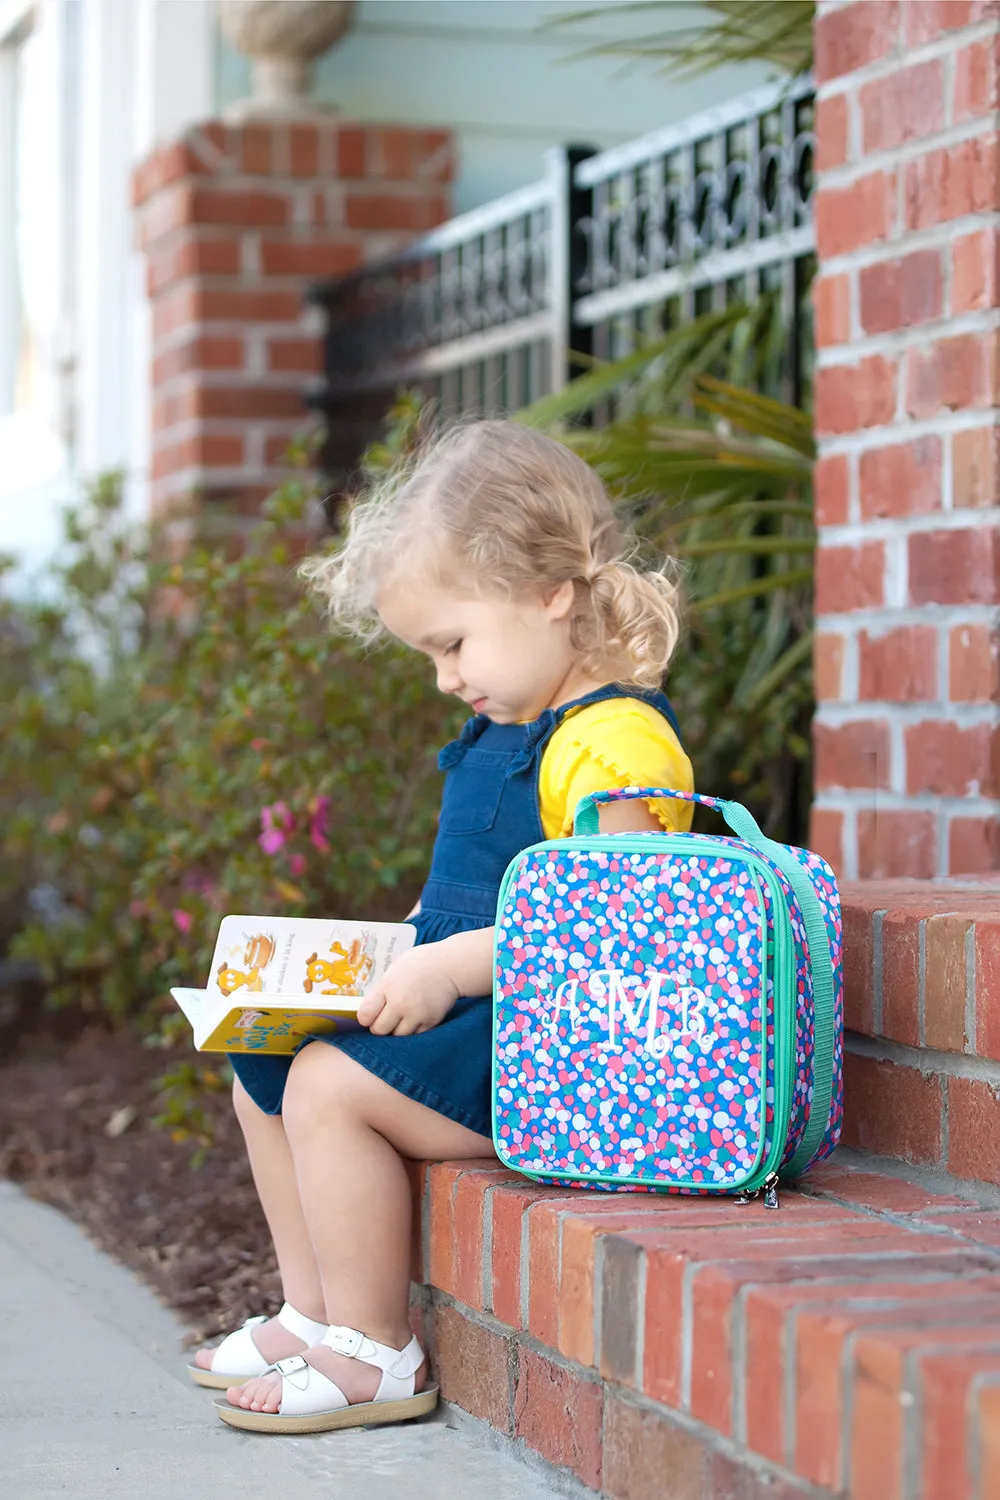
<box><xmin>193</xmin><ymin>419</ymin><xmax>693</xmax><ymax>1433</ymax></box>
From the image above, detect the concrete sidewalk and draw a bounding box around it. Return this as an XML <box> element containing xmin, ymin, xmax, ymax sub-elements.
<box><xmin>0</xmin><ymin>1182</ymin><xmax>570</xmax><ymax>1500</ymax></box>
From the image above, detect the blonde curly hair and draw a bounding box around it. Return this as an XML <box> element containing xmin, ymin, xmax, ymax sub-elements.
<box><xmin>299</xmin><ymin>420</ymin><xmax>682</xmax><ymax>689</ymax></box>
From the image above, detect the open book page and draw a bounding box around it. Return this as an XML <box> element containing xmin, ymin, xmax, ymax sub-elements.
<box><xmin>209</xmin><ymin>914</ymin><xmax>414</xmax><ymax>1002</ymax></box>
<box><xmin>170</xmin><ymin>915</ymin><xmax>415</xmax><ymax>1054</ymax></box>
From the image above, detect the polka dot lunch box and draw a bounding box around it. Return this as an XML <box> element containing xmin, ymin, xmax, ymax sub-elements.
<box><xmin>492</xmin><ymin>788</ymin><xmax>843</xmax><ymax>1202</ymax></box>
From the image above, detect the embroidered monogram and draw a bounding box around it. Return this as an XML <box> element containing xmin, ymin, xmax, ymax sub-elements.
<box><xmin>534</xmin><ymin>968</ymin><xmax>717</xmax><ymax>1057</ymax></box>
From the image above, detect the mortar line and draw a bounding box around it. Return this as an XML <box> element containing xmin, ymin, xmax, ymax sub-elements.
<box><xmin>731</xmin><ymin>1283</ymin><xmax>750</xmax><ymax>1446</ymax></box>
<box><xmin>845</xmin><ymin>1031</ymin><xmax>1000</xmax><ymax>1083</ymax></box>
<box><xmin>965</xmin><ymin>922</ymin><xmax>977</xmax><ymax>1056</ymax></box>
<box><xmin>873</xmin><ymin>908</ymin><xmax>886</xmax><ymax>1036</ymax></box>
<box><xmin>634</xmin><ymin>1247</ymin><xmax>647</xmax><ymax>1394</ymax></box>
<box><xmin>592</xmin><ymin>1234</ymin><xmax>605</xmax><ymax>1372</ymax></box>
<box><xmin>519</xmin><ymin>1205</ymin><xmax>531</xmax><ymax>1331</ymax></box>
<box><xmin>680</xmin><ymin>1260</ymin><xmax>697</xmax><ymax>1411</ymax></box>
<box><xmin>421</xmin><ymin>1170</ymin><xmax>432</xmax><ymax>1285</ymax></box>
<box><xmin>919</xmin><ymin>919</ymin><xmax>928</xmax><ymax>1048</ymax></box>
<box><xmin>482</xmin><ymin>1187</ymin><xmax>495</xmax><ymax>1314</ymax></box>
<box><xmin>784</xmin><ymin>1306</ymin><xmax>800</xmax><ymax>1472</ymax></box>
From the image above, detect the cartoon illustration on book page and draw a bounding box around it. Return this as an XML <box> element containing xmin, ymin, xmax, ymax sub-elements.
<box><xmin>215</xmin><ymin>930</ymin><xmax>277</xmax><ymax>998</ymax></box>
<box><xmin>302</xmin><ymin>933</ymin><xmax>376</xmax><ymax>996</ymax></box>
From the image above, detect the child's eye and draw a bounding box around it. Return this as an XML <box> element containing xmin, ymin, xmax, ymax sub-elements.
<box><xmin>444</xmin><ymin>640</ymin><xmax>462</xmax><ymax>656</ymax></box>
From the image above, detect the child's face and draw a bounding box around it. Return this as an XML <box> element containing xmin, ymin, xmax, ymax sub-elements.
<box><xmin>378</xmin><ymin>577</ymin><xmax>592</xmax><ymax>723</ymax></box>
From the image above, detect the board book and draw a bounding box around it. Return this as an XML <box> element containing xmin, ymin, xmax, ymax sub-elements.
<box><xmin>170</xmin><ymin>914</ymin><xmax>415</xmax><ymax>1054</ymax></box>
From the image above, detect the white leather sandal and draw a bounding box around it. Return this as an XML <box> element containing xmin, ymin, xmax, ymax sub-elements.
<box><xmin>214</xmin><ymin>1322</ymin><xmax>438</xmax><ymax>1433</ymax></box>
<box><xmin>187</xmin><ymin>1302</ymin><xmax>329</xmax><ymax>1390</ymax></box>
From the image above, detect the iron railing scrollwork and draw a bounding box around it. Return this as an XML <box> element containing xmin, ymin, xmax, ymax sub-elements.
<box><xmin>307</xmin><ymin>76</ymin><xmax>815</xmax><ymax>476</ymax></box>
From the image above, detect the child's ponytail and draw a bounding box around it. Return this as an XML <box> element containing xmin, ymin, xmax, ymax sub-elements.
<box><xmin>580</xmin><ymin>556</ymin><xmax>682</xmax><ymax>690</ymax></box>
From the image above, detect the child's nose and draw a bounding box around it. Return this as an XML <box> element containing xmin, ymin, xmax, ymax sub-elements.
<box><xmin>436</xmin><ymin>661</ymin><xmax>463</xmax><ymax>695</ymax></box>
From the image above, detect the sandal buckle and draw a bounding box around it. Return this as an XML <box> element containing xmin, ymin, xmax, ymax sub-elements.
<box><xmin>274</xmin><ymin>1355</ymin><xmax>309</xmax><ymax>1376</ymax></box>
<box><xmin>325</xmin><ymin>1325</ymin><xmax>365</xmax><ymax>1358</ymax></box>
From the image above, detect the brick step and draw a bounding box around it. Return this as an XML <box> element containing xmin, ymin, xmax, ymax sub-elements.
<box><xmin>841</xmin><ymin>881</ymin><xmax>1000</xmax><ymax>1191</ymax></box>
<box><xmin>411</xmin><ymin>1154</ymin><xmax>1000</xmax><ymax>1499</ymax></box>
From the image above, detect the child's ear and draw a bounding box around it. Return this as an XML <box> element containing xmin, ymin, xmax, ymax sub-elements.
<box><xmin>543</xmin><ymin>579</ymin><xmax>576</xmax><ymax>620</ymax></box>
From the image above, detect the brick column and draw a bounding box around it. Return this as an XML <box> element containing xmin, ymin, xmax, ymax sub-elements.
<box><xmin>133</xmin><ymin>122</ymin><xmax>453</xmax><ymax>523</ymax></box>
<box><xmin>811</xmin><ymin>0</ymin><xmax>1000</xmax><ymax>878</ymax></box>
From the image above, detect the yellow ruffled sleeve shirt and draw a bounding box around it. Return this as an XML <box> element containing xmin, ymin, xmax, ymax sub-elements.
<box><xmin>536</xmin><ymin>696</ymin><xmax>694</xmax><ymax>840</ymax></box>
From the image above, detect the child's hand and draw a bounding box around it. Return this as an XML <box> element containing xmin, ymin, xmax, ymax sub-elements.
<box><xmin>357</xmin><ymin>945</ymin><xmax>461</xmax><ymax>1036</ymax></box>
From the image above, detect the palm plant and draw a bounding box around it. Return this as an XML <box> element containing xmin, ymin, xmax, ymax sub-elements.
<box><xmin>545</xmin><ymin>1</ymin><xmax>815</xmax><ymax>79</ymax></box>
<box><xmin>517</xmin><ymin>301</ymin><xmax>815</xmax><ymax>841</ymax></box>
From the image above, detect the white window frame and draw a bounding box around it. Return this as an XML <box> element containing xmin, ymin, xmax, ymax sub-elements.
<box><xmin>0</xmin><ymin>0</ymin><xmax>216</xmax><ymax>570</ymax></box>
<box><xmin>0</xmin><ymin>0</ymin><xmax>35</xmax><ymax>417</ymax></box>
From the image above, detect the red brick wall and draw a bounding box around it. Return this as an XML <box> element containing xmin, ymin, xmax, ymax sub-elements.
<box><xmin>839</xmin><ymin>879</ymin><xmax>1000</xmax><ymax>1186</ymax></box>
<box><xmin>812</xmin><ymin>1</ymin><xmax>1000</xmax><ymax>878</ymax></box>
<box><xmin>410</xmin><ymin>1153</ymin><xmax>1000</xmax><ymax>1500</ymax></box>
<box><xmin>133</xmin><ymin>120</ymin><xmax>453</xmax><ymax>523</ymax></box>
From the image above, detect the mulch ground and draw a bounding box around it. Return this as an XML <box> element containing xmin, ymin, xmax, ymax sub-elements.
<box><xmin>0</xmin><ymin>1023</ymin><xmax>276</xmax><ymax>1349</ymax></box>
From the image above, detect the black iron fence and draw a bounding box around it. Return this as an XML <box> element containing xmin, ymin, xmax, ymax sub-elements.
<box><xmin>307</xmin><ymin>76</ymin><xmax>815</xmax><ymax>477</ymax></box>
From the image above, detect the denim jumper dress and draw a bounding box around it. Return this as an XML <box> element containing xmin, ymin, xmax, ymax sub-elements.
<box><xmin>230</xmin><ymin>683</ymin><xmax>682</xmax><ymax>1138</ymax></box>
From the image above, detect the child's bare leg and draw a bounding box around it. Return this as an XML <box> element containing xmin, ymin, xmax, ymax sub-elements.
<box><xmin>231</xmin><ymin>1044</ymin><xmax>494</xmax><ymax>1413</ymax></box>
<box><xmin>194</xmin><ymin>1077</ymin><xmax>325</xmax><ymax>1370</ymax></box>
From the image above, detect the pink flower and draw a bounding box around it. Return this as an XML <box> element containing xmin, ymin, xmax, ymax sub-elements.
<box><xmin>172</xmin><ymin>908</ymin><xmax>193</xmax><ymax>934</ymax></box>
<box><xmin>259</xmin><ymin>800</ymin><xmax>295</xmax><ymax>855</ymax></box>
<box><xmin>128</xmin><ymin>900</ymin><xmax>146</xmax><ymax>919</ymax></box>
<box><xmin>289</xmin><ymin>853</ymin><xmax>306</xmax><ymax>878</ymax></box>
<box><xmin>251</xmin><ymin>738</ymin><xmax>266</xmax><ymax>751</ymax></box>
<box><xmin>308</xmin><ymin>795</ymin><xmax>331</xmax><ymax>854</ymax></box>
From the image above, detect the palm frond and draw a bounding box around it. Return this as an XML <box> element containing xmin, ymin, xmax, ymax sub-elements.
<box><xmin>740</xmin><ymin>631</ymin><xmax>815</xmax><ymax>708</ymax></box>
<box><xmin>542</xmin><ymin>1</ymin><xmax>815</xmax><ymax>79</ymax></box>
<box><xmin>688</xmin><ymin>567</ymin><xmax>814</xmax><ymax>615</ymax></box>
<box><xmin>575</xmin><ymin>421</ymin><xmax>813</xmax><ymax>493</ymax></box>
<box><xmin>516</xmin><ymin>305</ymin><xmax>748</xmax><ymax>428</ymax></box>
<box><xmin>693</xmin><ymin>377</ymin><xmax>815</xmax><ymax>458</ymax></box>
<box><xmin>675</xmin><ymin>536</ymin><xmax>814</xmax><ymax>557</ymax></box>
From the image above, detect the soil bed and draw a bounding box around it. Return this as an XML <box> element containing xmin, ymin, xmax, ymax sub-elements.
<box><xmin>0</xmin><ymin>1026</ymin><xmax>274</xmax><ymax>1348</ymax></box>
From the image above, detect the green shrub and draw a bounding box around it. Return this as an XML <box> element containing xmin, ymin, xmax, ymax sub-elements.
<box><xmin>0</xmin><ymin>463</ymin><xmax>458</xmax><ymax>1024</ymax></box>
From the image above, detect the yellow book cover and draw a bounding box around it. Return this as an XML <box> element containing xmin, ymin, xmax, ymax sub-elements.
<box><xmin>170</xmin><ymin>914</ymin><xmax>415</xmax><ymax>1054</ymax></box>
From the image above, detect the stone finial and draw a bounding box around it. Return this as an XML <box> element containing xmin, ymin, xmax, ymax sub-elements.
<box><xmin>218</xmin><ymin>0</ymin><xmax>356</xmax><ymax>120</ymax></box>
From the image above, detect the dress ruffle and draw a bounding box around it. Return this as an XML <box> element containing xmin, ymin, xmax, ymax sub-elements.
<box><xmin>562</xmin><ymin>746</ymin><xmax>686</xmax><ymax>834</ymax></box>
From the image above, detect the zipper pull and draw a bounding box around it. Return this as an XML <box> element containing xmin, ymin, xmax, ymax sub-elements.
<box><xmin>734</xmin><ymin>1172</ymin><xmax>780</xmax><ymax>1209</ymax></box>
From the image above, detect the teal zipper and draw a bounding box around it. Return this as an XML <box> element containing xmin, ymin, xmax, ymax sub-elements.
<box><xmin>491</xmin><ymin>836</ymin><xmax>797</xmax><ymax>1195</ymax></box>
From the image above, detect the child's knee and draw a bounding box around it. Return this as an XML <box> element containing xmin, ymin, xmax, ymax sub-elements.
<box><xmin>283</xmin><ymin>1041</ymin><xmax>351</xmax><ymax>1136</ymax></box>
